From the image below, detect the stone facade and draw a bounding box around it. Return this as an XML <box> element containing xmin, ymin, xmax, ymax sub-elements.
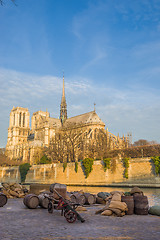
<box><xmin>6</xmin><ymin>77</ymin><xmax>128</xmax><ymax>164</ymax></box>
<box><xmin>0</xmin><ymin>158</ymin><xmax>160</xmax><ymax>186</ymax></box>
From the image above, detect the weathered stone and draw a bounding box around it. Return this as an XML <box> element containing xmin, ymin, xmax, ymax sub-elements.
<box><xmin>1</xmin><ymin>158</ymin><xmax>160</xmax><ymax>186</ymax></box>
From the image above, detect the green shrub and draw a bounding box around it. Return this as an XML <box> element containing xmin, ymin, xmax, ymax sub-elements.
<box><xmin>82</xmin><ymin>158</ymin><xmax>94</xmax><ymax>178</ymax></box>
<box><xmin>39</xmin><ymin>155</ymin><xmax>51</xmax><ymax>164</ymax></box>
<box><xmin>103</xmin><ymin>158</ymin><xmax>111</xmax><ymax>171</ymax></box>
<box><xmin>19</xmin><ymin>163</ymin><xmax>31</xmax><ymax>183</ymax></box>
<box><xmin>111</xmin><ymin>158</ymin><xmax>117</xmax><ymax>173</ymax></box>
<box><xmin>122</xmin><ymin>157</ymin><xmax>129</xmax><ymax>179</ymax></box>
<box><xmin>63</xmin><ymin>162</ymin><xmax>67</xmax><ymax>172</ymax></box>
<box><xmin>151</xmin><ymin>156</ymin><xmax>160</xmax><ymax>175</ymax></box>
<box><xmin>75</xmin><ymin>162</ymin><xmax>78</xmax><ymax>173</ymax></box>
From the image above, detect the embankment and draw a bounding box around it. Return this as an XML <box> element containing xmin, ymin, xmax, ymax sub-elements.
<box><xmin>0</xmin><ymin>158</ymin><xmax>160</xmax><ymax>187</ymax></box>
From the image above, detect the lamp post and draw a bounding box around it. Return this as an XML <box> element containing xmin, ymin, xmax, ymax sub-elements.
<box><xmin>141</xmin><ymin>148</ymin><xmax>143</xmax><ymax>158</ymax></box>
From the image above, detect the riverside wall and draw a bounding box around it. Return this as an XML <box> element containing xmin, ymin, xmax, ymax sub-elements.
<box><xmin>0</xmin><ymin>166</ymin><xmax>21</xmax><ymax>183</ymax></box>
<box><xmin>0</xmin><ymin>158</ymin><xmax>160</xmax><ymax>187</ymax></box>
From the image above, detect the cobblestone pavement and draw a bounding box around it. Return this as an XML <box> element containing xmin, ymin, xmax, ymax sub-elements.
<box><xmin>0</xmin><ymin>199</ymin><xmax>160</xmax><ymax>240</ymax></box>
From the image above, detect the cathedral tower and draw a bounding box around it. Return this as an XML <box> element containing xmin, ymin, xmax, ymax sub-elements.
<box><xmin>7</xmin><ymin>107</ymin><xmax>30</xmax><ymax>146</ymax></box>
<box><xmin>6</xmin><ymin>107</ymin><xmax>30</xmax><ymax>159</ymax></box>
<box><xmin>60</xmin><ymin>75</ymin><xmax>67</xmax><ymax>123</ymax></box>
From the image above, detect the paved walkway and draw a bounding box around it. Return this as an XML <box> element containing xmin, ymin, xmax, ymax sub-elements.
<box><xmin>0</xmin><ymin>199</ymin><xmax>160</xmax><ymax>240</ymax></box>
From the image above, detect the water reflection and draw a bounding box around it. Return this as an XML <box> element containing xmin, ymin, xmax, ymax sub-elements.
<box><xmin>67</xmin><ymin>186</ymin><xmax>160</xmax><ymax>206</ymax></box>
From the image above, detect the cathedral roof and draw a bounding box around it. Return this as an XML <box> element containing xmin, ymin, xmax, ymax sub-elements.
<box><xmin>48</xmin><ymin>117</ymin><xmax>61</xmax><ymax>128</ymax></box>
<box><xmin>63</xmin><ymin>111</ymin><xmax>105</xmax><ymax>128</ymax></box>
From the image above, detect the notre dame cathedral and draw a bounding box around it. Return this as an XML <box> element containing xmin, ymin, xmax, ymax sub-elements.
<box><xmin>5</xmin><ymin>77</ymin><xmax>128</xmax><ymax>164</ymax></box>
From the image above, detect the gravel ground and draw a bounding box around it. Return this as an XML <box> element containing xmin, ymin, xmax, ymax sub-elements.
<box><xmin>0</xmin><ymin>199</ymin><xmax>160</xmax><ymax>240</ymax></box>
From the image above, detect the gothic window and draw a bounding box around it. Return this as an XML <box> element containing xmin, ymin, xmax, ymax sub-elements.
<box><xmin>19</xmin><ymin>113</ymin><xmax>22</xmax><ymax>127</ymax></box>
<box><xmin>13</xmin><ymin>114</ymin><xmax>15</xmax><ymax>126</ymax></box>
<box><xmin>94</xmin><ymin>129</ymin><xmax>97</xmax><ymax>139</ymax></box>
<box><xmin>23</xmin><ymin>113</ymin><xmax>25</xmax><ymax>127</ymax></box>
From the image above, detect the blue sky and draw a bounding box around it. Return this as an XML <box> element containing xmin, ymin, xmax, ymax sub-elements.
<box><xmin>0</xmin><ymin>0</ymin><xmax>160</xmax><ymax>147</ymax></box>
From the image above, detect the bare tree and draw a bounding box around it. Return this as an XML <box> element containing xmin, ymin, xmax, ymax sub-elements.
<box><xmin>149</xmin><ymin>140</ymin><xmax>158</xmax><ymax>145</ymax></box>
<box><xmin>47</xmin><ymin>131</ymin><xmax>67</xmax><ymax>162</ymax></box>
<box><xmin>133</xmin><ymin>139</ymin><xmax>158</xmax><ymax>147</ymax></box>
<box><xmin>85</xmin><ymin>128</ymin><xmax>108</xmax><ymax>159</ymax></box>
<box><xmin>32</xmin><ymin>147</ymin><xmax>44</xmax><ymax>164</ymax></box>
<box><xmin>64</xmin><ymin>128</ymin><xmax>85</xmax><ymax>162</ymax></box>
<box><xmin>46</xmin><ymin>127</ymin><xmax>112</xmax><ymax>162</ymax></box>
<box><xmin>47</xmin><ymin>128</ymin><xmax>86</xmax><ymax>162</ymax></box>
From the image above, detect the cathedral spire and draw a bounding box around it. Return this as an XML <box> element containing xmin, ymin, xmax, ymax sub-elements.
<box><xmin>62</xmin><ymin>74</ymin><xmax>65</xmax><ymax>99</ymax></box>
<box><xmin>60</xmin><ymin>74</ymin><xmax>67</xmax><ymax>123</ymax></box>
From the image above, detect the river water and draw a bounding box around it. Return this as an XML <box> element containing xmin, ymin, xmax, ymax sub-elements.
<box><xmin>67</xmin><ymin>186</ymin><xmax>160</xmax><ymax>207</ymax></box>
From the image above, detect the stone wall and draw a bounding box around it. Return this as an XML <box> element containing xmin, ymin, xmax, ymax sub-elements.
<box><xmin>0</xmin><ymin>166</ymin><xmax>20</xmax><ymax>183</ymax></box>
<box><xmin>0</xmin><ymin>158</ymin><xmax>160</xmax><ymax>187</ymax></box>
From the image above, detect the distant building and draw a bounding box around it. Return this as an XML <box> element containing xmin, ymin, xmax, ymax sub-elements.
<box><xmin>6</xmin><ymin>76</ymin><xmax>128</xmax><ymax>164</ymax></box>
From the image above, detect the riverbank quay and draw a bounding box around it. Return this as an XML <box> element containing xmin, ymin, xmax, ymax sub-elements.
<box><xmin>0</xmin><ymin>199</ymin><xmax>160</xmax><ymax>240</ymax></box>
<box><xmin>1</xmin><ymin>158</ymin><xmax>160</xmax><ymax>187</ymax></box>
